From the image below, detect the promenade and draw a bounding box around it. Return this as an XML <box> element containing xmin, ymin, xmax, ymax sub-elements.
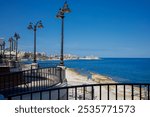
<box><xmin>1</xmin><ymin>66</ymin><xmax>149</xmax><ymax>100</ymax></box>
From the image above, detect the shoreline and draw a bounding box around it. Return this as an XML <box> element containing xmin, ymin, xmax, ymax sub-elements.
<box><xmin>66</xmin><ymin>68</ymin><xmax>146</xmax><ymax>100</ymax></box>
<box><xmin>66</xmin><ymin>68</ymin><xmax>116</xmax><ymax>85</ymax></box>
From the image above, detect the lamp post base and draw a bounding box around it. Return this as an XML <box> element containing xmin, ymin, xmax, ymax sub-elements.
<box><xmin>59</xmin><ymin>63</ymin><xmax>64</xmax><ymax>66</ymax></box>
<box><xmin>15</xmin><ymin>61</ymin><xmax>20</xmax><ymax>68</ymax></box>
<box><xmin>59</xmin><ymin>60</ymin><xmax>64</xmax><ymax>66</ymax></box>
<box><xmin>31</xmin><ymin>62</ymin><xmax>39</xmax><ymax>69</ymax></box>
<box><xmin>57</xmin><ymin>65</ymin><xmax>66</xmax><ymax>83</ymax></box>
<box><xmin>8</xmin><ymin>60</ymin><xmax>15</xmax><ymax>67</ymax></box>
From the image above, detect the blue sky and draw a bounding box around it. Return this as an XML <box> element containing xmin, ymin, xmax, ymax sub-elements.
<box><xmin>0</xmin><ymin>0</ymin><xmax>150</xmax><ymax>58</ymax></box>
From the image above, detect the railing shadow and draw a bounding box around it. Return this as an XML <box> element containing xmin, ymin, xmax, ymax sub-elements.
<box><xmin>0</xmin><ymin>67</ymin><xmax>64</xmax><ymax>97</ymax></box>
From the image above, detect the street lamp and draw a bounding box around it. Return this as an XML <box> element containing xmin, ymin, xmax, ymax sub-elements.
<box><xmin>0</xmin><ymin>43</ymin><xmax>2</xmax><ymax>56</ymax></box>
<box><xmin>56</xmin><ymin>1</ymin><xmax>71</xmax><ymax>66</ymax></box>
<box><xmin>0</xmin><ymin>39</ymin><xmax>5</xmax><ymax>63</ymax></box>
<box><xmin>2</xmin><ymin>41</ymin><xmax>5</xmax><ymax>59</ymax></box>
<box><xmin>27</xmin><ymin>21</ymin><xmax>43</xmax><ymax>63</ymax></box>
<box><xmin>14</xmin><ymin>33</ymin><xmax>20</xmax><ymax>61</ymax></box>
<box><xmin>8</xmin><ymin>37</ymin><xmax>13</xmax><ymax>60</ymax></box>
<box><xmin>2</xmin><ymin>41</ymin><xmax>5</xmax><ymax>51</ymax></box>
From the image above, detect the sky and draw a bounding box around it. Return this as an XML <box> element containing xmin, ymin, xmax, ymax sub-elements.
<box><xmin>0</xmin><ymin>0</ymin><xmax>150</xmax><ymax>58</ymax></box>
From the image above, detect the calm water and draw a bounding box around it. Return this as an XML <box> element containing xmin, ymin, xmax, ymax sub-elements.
<box><xmin>27</xmin><ymin>58</ymin><xmax>150</xmax><ymax>83</ymax></box>
<box><xmin>64</xmin><ymin>58</ymin><xmax>150</xmax><ymax>83</ymax></box>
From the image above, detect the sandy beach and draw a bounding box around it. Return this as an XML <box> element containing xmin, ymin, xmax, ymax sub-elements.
<box><xmin>66</xmin><ymin>68</ymin><xmax>146</xmax><ymax>100</ymax></box>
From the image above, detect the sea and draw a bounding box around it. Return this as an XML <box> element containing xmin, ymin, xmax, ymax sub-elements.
<box><xmin>24</xmin><ymin>58</ymin><xmax>150</xmax><ymax>83</ymax></box>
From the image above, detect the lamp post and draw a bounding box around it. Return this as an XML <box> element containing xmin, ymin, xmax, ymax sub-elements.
<box><xmin>27</xmin><ymin>21</ymin><xmax>43</xmax><ymax>63</ymax></box>
<box><xmin>2</xmin><ymin>41</ymin><xmax>5</xmax><ymax>59</ymax></box>
<box><xmin>13</xmin><ymin>39</ymin><xmax>16</xmax><ymax>51</ymax></box>
<box><xmin>56</xmin><ymin>1</ymin><xmax>71</xmax><ymax>66</ymax></box>
<box><xmin>14</xmin><ymin>33</ymin><xmax>20</xmax><ymax>61</ymax></box>
<box><xmin>0</xmin><ymin>39</ymin><xmax>5</xmax><ymax>63</ymax></box>
<box><xmin>0</xmin><ymin>43</ymin><xmax>2</xmax><ymax>63</ymax></box>
<box><xmin>2</xmin><ymin>41</ymin><xmax>5</xmax><ymax>52</ymax></box>
<box><xmin>8</xmin><ymin>37</ymin><xmax>13</xmax><ymax>60</ymax></box>
<box><xmin>0</xmin><ymin>44</ymin><xmax>2</xmax><ymax>56</ymax></box>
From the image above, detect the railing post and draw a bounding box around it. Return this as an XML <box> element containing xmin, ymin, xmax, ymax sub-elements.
<box><xmin>75</xmin><ymin>87</ymin><xmax>77</xmax><ymax>100</ymax></box>
<box><xmin>107</xmin><ymin>85</ymin><xmax>109</xmax><ymax>100</ymax></box>
<box><xmin>144</xmin><ymin>85</ymin><xmax>148</xmax><ymax>100</ymax></box>
<box><xmin>60</xmin><ymin>68</ymin><xmax>63</xmax><ymax>83</ymax></box>
<box><xmin>66</xmin><ymin>88</ymin><xmax>69</xmax><ymax>100</ymax></box>
<box><xmin>132</xmin><ymin>85</ymin><xmax>134</xmax><ymax>100</ymax></box>
<box><xmin>49</xmin><ymin>91</ymin><xmax>51</xmax><ymax>100</ymax></box>
<box><xmin>92</xmin><ymin>86</ymin><xmax>94</xmax><ymax>100</ymax></box>
<box><xmin>31</xmin><ymin>64</ymin><xmax>32</xmax><ymax>70</ymax></box>
<box><xmin>124</xmin><ymin>85</ymin><xmax>126</xmax><ymax>100</ymax></box>
<box><xmin>83</xmin><ymin>86</ymin><xmax>85</xmax><ymax>100</ymax></box>
<box><xmin>116</xmin><ymin>85</ymin><xmax>118</xmax><ymax>100</ymax></box>
<box><xmin>58</xmin><ymin>89</ymin><xmax>60</xmax><ymax>100</ymax></box>
<box><xmin>140</xmin><ymin>85</ymin><xmax>142</xmax><ymax>100</ymax></box>
<box><xmin>148</xmin><ymin>85</ymin><xmax>149</xmax><ymax>100</ymax></box>
<box><xmin>99</xmin><ymin>85</ymin><xmax>101</xmax><ymax>100</ymax></box>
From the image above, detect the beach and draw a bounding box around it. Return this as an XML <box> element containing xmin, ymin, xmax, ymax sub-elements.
<box><xmin>66</xmin><ymin>68</ymin><xmax>146</xmax><ymax>100</ymax></box>
<box><xmin>66</xmin><ymin>68</ymin><xmax>116</xmax><ymax>85</ymax></box>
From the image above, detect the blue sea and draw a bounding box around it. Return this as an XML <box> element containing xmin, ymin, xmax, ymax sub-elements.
<box><xmin>25</xmin><ymin>58</ymin><xmax>150</xmax><ymax>83</ymax></box>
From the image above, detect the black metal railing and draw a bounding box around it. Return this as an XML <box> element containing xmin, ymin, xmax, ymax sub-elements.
<box><xmin>0</xmin><ymin>67</ymin><xmax>10</xmax><ymax>74</ymax></box>
<box><xmin>0</xmin><ymin>67</ymin><xmax>64</xmax><ymax>97</ymax></box>
<box><xmin>7</xmin><ymin>83</ymin><xmax>150</xmax><ymax>100</ymax></box>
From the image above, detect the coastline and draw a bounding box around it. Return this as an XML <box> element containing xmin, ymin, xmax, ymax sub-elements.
<box><xmin>66</xmin><ymin>68</ymin><xmax>146</xmax><ymax>100</ymax></box>
<box><xmin>66</xmin><ymin>68</ymin><xmax>115</xmax><ymax>85</ymax></box>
